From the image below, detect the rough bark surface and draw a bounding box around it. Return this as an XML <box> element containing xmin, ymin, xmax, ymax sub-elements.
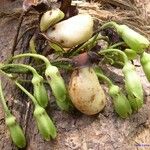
<box><xmin>0</xmin><ymin>1</ymin><xmax>150</xmax><ymax>150</ymax></box>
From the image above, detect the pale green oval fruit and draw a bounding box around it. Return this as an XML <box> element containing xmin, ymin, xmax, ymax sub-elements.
<box><xmin>5</xmin><ymin>115</ymin><xmax>26</xmax><ymax>148</ymax></box>
<box><xmin>69</xmin><ymin>67</ymin><xmax>106</xmax><ymax>115</ymax></box>
<box><xmin>32</xmin><ymin>75</ymin><xmax>49</xmax><ymax>108</ymax></box>
<box><xmin>140</xmin><ymin>52</ymin><xmax>150</xmax><ymax>82</ymax></box>
<box><xmin>40</xmin><ymin>9</ymin><xmax>64</xmax><ymax>32</ymax></box>
<box><xmin>116</xmin><ymin>25</ymin><xmax>150</xmax><ymax>53</ymax></box>
<box><xmin>34</xmin><ymin>105</ymin><xmax>57</xmax><ymax>140</ymax></box>
<box><xmin>122</xmin><ymin>62</ymin><xmax>144</xmax><ymax>111</ymax></box>
<box><xmin>45</xmin><ymin>65</ymin><xmax>72</xmax><ymax>111</ymax></box>
<box><xmin>46</xmin><ymin>14</ymin><xmax>93</xmax><ymax>48</ymax></box>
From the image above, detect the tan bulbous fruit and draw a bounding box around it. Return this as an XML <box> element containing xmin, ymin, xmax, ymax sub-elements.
<box><xmin>69</xmin><ymin>67</ymin><xmax>106</xmax><ymax>115</ymax></box>
<box><xmin>45</xmin><ymin>14</ymin><xmax>93</xmax><ymax>48</ymax></box>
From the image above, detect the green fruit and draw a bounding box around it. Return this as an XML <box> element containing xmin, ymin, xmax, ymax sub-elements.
<box><xmin>5</xmin><ymin>115</ymin><xmax>26</xmax><ymax>148</ymax></box>
<box><xmin>123</xmin><ymin>62</ymin><xmax>144</xmax><ymax>111</ymax></box>
<box><xmin>109</xmin><ymin>85</ymin><xmax>132</xmax><ymax>118</ymax></box>
<box><xmin>115</xmin><ymin>24</ymin><xmax>150</xmax><ymax>54</ymax></box>
<box><xmin>32</xmin><ymin>75</ymin><xmax>49</xmax><ymax>108</ymax></box>
<box><xmin>34</xmin><ymin>105</ymin><xmax>57</xmax><ymax>140</ymax></box>
<box><xmin>45</xmin><ymin>65</ymin><xmax>72</xmax><ymax>111</ymax></box>
<box><xmin>140</xmin><ymin>52</ymin><xmax>150</xmax><ymax>82</ymax></box>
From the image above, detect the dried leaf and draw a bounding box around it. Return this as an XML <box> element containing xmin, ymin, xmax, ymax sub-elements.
<box><xmin>23</xmin><ymin>0</ymin><xmax>49</xmax><ymax>12</ymax></box>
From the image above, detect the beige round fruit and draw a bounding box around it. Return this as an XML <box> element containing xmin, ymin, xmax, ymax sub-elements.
<box><xmin>69</xmin><ymin>67</ymin><xmax>106</xmax><ymax>115</ymax></box>
<box><xmin>45</xmin><ymin>14</ymin><xmax>93</xmax><ymax>48</ymax></box>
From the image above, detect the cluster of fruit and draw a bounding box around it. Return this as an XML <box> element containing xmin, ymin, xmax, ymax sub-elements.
<box><xmin>0</xmin><ymin>8</ymin><xmax>150</xmax><ymax>148</ymax></box>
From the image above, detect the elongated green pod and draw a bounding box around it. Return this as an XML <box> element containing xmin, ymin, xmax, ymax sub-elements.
<box><xmin>40</xmin><ymin>9</ymin><xmax>64</xmax><ymax>32</ymax></box>
<box><xmin>45</xmin><ymin>65</ymin><xmax>72</xmax><ymax>111</ymax></box>
<box><xmin>116</xmin><ymin>25</ymin><xmax>149</xmax><ymax>53</ymax></box>
<box><xmin>140</xmin><ymin>52</ymin><xmax>150</xmax><ymax>82</ymax></box>
<box><xmin>109</xmin><ymin>85</ymin><xmax>132</xmax><ymax>118</ymax></box>
<box><xmin>124</xmin><ymin>49</ymin><xmax>138</xmax><ymax>60</ymax></box>
<box><xmin>5</xmin><ymin>115</ymin><xmax>26</xmax><ymax>148</ymax></box>
<box><xmin>122</xmin><ymin>62</ymin><xmax>144</xmax><ymax>111</ymax></box>
<box><xmin>32</xmin><ymin>74</ymin><xmax>49</xmax><ymax>108</ymax></box>
<box><xmin>34</xmin><ymin>105</ymin><xmax>57</xmax><ymax>140</ymax></box>
<box><xmin>101</xmin><ymin>22</ymin><xmax>150</xmax><ymax>53</ymax></box>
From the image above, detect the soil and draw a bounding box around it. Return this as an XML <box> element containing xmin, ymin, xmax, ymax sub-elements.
<box><xmin>0</xmin><ymin>0</ymin><xmax>150</xmax><ymax>150</ymax></box>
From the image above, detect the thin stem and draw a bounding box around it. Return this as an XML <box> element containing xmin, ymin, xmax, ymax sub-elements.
<box><xmin>12</xmin><ymin>53</ymin><xmax>51</xmax><ymax>68</ymax></box>
<box><xmin>100</xmin><ymin>21</ymin><xmax>118</xmax><ymax>30</ymax></box>
<box><xmin>11</xmin><ymin>11</ymin><xmax>28</xmax><ymax>56</ymax></box>
<box><xmin>109</xmin><ymin>42</ymin><xmax>125</xmax><ymax>49</ymax></box>
<box><xmin>99</xmin><ymin>49</ymin><xmax>128</xmax><ymax>64</ymax></box>
<box><xmin>72</xmin><ymin>35</ymin><xmax>107</xmax><ymax>56</ymax></box>
<box><xmin>17</xmin><ymin>26</ymin><xmax>37</xmax><ymax>46</ymax></box>
<box><xmin>17</xmin><ymin>79</ymin><xmax>49</xmax><ymax>84</ymax></box>
<box><xmin>2</xmin><ymin>64</ymin><xmax>38</xmax><ymax>77</ymax></box>
<box><xmin>0</xmin><ymin>70</ymin><xmax>14</xmax><ymax>79</ymax></box>
<box><xmin>15</xmin><ymin>81</ymin><xmax>38</xmax><ymax>106</ymax></box>
<box><xmin>0</xmin><ymin>80</ymin><xmax>11</xmax><ymax>116</ymax></box>
<box><xmin>94</xmin><ymin>70</ymin><xmax>113</xmax><ymax>87</ymax></box>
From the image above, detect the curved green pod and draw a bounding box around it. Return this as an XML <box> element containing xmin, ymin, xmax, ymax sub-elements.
<box><xmin>140</xmin><ymin>52</ymin><xmax>150</xmax><ymax>82</ymax></box>
<box><xmin>34</xmin><ymin>105</ymin><xmax>57</xmax><ymax>140</ymax></box>
<box><xmin>109</xmin><ymin>85</ymin><xmax>132</xmax><ymax>118</ymax></box>
<box><xmin>101</xmin><ymin>22</ymin><xmax>150</xmax><ymax>54</ymax></box>
<box><xmin>32</xmin><ymin>74</ymin><xmax>49</xmax><ymax>108</ymax></box>
<box><xmin>122</xmin><ymin>62</ymin><xmax>144</xmax><ymax>111</ymax></box>
<box><xmin>45</xmin><ymin>65</ymin><xmax>72</xmax><ymax>111</ymax></box>
<box><xmin>5</xmin><ymin>115</ymin><xmax>26</xmax><ymax>148</ymax></box>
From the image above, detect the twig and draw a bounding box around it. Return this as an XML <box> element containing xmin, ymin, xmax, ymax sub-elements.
<box><xmin>11</xmin><ymin>10</ymin><xmax>29</xmax><ymax>56</ymax></box>
<box><xmin>16</xmin><ymin>26</ymin><xmax>38</xmax><ymax>47</ymax></box>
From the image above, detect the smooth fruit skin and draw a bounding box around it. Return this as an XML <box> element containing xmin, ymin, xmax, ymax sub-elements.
<box><xmin>45</xmin><ymin>65</ymin><xmax>72</xmax><ymax>111</ymax></box>
<box><xmin>34</xmin><ymin>105</ymin><xmax>57</xmax><ymax>140</ymax></box>
<box><xmin>46</xmin><ymin>14</ymin><xmax>93</xmax><ymax>48</ymax></box>
<box><xmin>122</xmin><ymin>62</ymin><xmax>144</xmax><ymax>111</ymax></box>
<box><xmin>32</xmin><ymin>75</ymin><xmax>49</xmax><ymax>108</ymax></box>
<box><xmin>5</xmin><ymin>115</ymin><xmax>26</xmax><ymax>148</ymax></box>
<box><xmin>69</xmin><ymin>67</ymin><xmax>106</xmax><ymax>115</ymax></box>
<box><xmin>109</xmin><ymin>85</ymin><xmax>132</xmax><ymax>118</ymax></box>
<box><xmin>116</xmin><ymin>25</ymin><xmax>150</xmax><ymax>54</ymax></box>
<box><xmin>140</xmin><ymin>52</ymin><xmax>150</xmax><ymax>82</ymax></box>
<box><xmin>40</xmin><ymin>9</ymin><xmax>64</xmax><ymax>32</ymax></box>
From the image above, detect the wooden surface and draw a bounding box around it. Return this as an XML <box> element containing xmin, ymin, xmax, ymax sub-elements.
<box><xmin>0</xmin><ymin>1</ymin><xmax>150</xmax><ymax>150</ymax></box>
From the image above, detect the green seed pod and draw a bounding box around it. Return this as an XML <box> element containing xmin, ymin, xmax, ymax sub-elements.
<box><xmin>40</xmin><ymin>9</ymin><xmax>65</xmax><ymax>32</ymax></box>
<box><xmin>115</xmin><ymin>24</ymin><xmax>150</xmax><ymax>53</ymax></box>
<box><xmin>34</xmin><ymin>105</ymin><xmax>57</xmax><ymax>140</ymax></box>
<box><xmin>122</xmin><ymin>62</ymin><xmax>144</xmax><ymax>111</ymax></box>
<box><xmin>124</xmin><ymin>49</ymin><xmax>138</xmax><ymax>60</ymax></box>
<box><xmin>5</xmin><ymin>115</ymin><xmax>26</xmax><ymax>148</ymax></box>
<box><xmin>109</xmin><ymin>85</ymin><xmax>132</xmax><ymax>118</ymax></box>
<box><xmin>45</xmin><ymin>65</ymin><xmax>72</xmax><ymax>111</ymax></box>
<box><xmin>32</xmin><ymin>74</ymin><xmax>49</xmax><ymax>108</ymax></box>
<box><xmin>140</xmin><ymin>52</ymin><xmax>150</xmax><ymax>82</ymax></box>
